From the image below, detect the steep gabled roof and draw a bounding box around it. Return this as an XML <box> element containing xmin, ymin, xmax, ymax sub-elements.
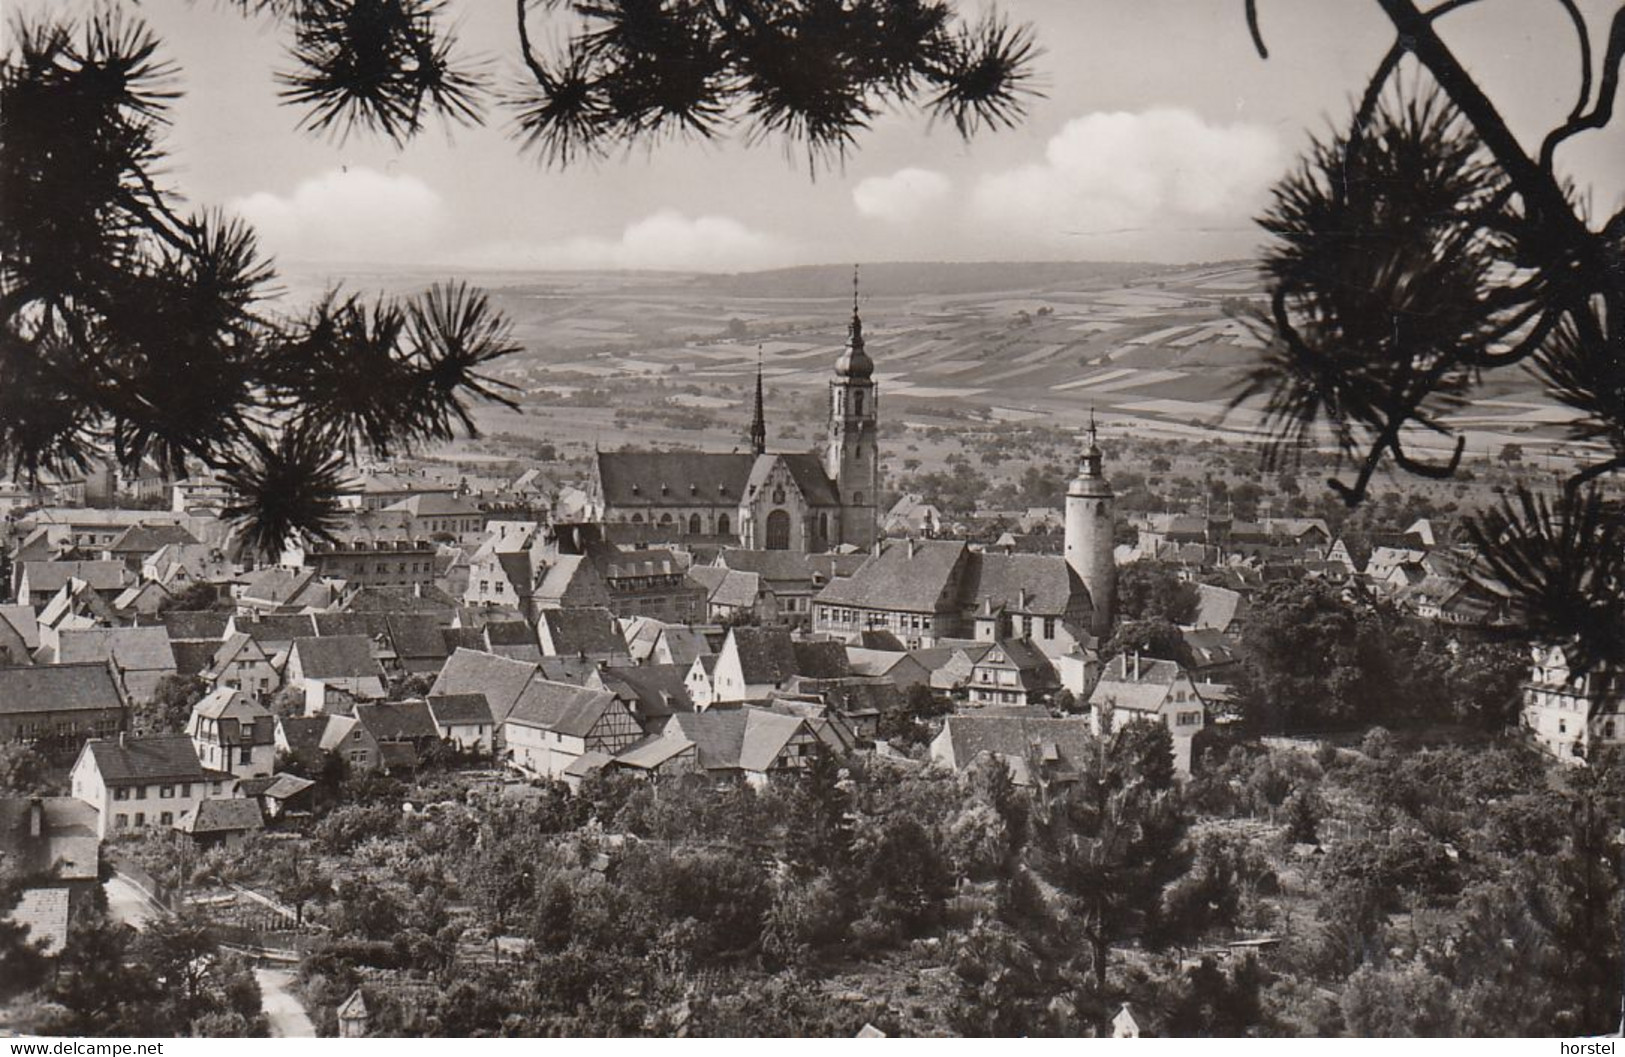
<box><xmin>815</xmin><ymin>540</ymin><xmax>970</xmax><ymax>612</ymax></box>
<box><xmin>539</xmin><ymin>607</ymin><xmax>627</xmax><ymax>658</ymax></box>
<box><xmin>666</xmin><ymin>707</ymin><xmax>808</xmax><ymax>773</ymax></box>
<box><xmin>21</xmin><ymin>560</ymin><xmax>130</xmax><ymax>595</ymax></box>
<box><xmin>792</xmin><ymin>640</ymin><xmax>852</xmax><ymax>680</ymax></box>
<box><xmin>968</xmin><ymin>552</ymin><xmax>1090</xmax><ymax>617</ymax></box>
<box><xmin>176</xmin><ymin>798</ymin><xmax>263</xmax><ymax>835</ymax></box>
<box><xmin>57</xmin><ymin>627</ymin><xmax>176</xmax><ymax>672</ymax></box>
<box><xmin>729</xmin><ymin>626</ymin><xmax>799</xmax><ymax>685</ymax></box>
<box><xmin>427</xmin><ymin>692</ymin><xmax>494</xmax><ymax>727</ymax></box>
<box><xmin>594</xmin><ymin>451</ymin><xmax>755</xmax><ymax>508</ymax></box>
<box><xmin>290</xmin><ymin>635</ymin><xmax>380</xmax><ymax>680</ymax></box>
<box><xmin>778</xmin><ymin>453</ymin><xmax>841</xmax><ymax>507</ymax></box>
<box><xmin>430</xmin><ymin>648</ymin><xmax>538</xmax><ymax>724</ymax></box>
<box><xmin>0</xmin><ymin>605</ymin><xmax>41</xmax><ymax>651</ymax></box>
<box><xmin>715</xmin><ymin>548</ymin><xmax>816</xmax><ymax>584</ymax></box>
<box><xmin>354</xmin><ymin>701</ymin><xmax>438</xmax><ymax>742</ymax></box>
<box><xmin>941</xmin><ymin>715</ymin><xmax>1096</xmax><ymax>776</ymax></box>
<box><xmin>595</xmin><ymin>664</ymin><xmax>693</xmax><ymax>719</ymax></box>
<box><xmin>84</xmin><ymin>734</ymin><xmax>220</xmax><ymax>784</ymax></box>
<box><xmin>105</xmin><ymin>523</ymin><xmax>199</xmax><ymax>555</ymax></box>
<box><xmin>506</xmin><ymin>680</ymin><xmax>623</xmax><ymax>737</ymax></box>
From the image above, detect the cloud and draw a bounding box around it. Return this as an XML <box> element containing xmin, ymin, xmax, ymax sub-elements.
<box><xmin>852</xmin><ymin>168</ymin><xmax>952</xmax><ymax>223</ymax></box>
<box><xmin>489</xmin><ymin>210</ymin><xmax>789</xmax><ymax>272</ymax></box>
<box><xmin>231</xmin><ymin>167</ymin><xmax>447</xmax><ymax>263</ymax></box>
<box><xmin>971</xmin><ymin>109</ymin><xmax>1284</xmax><ymax>256</ymax></box>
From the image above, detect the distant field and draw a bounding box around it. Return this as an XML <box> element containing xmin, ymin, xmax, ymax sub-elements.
<box><xmin>273</xmin><ymin>258</ymin><xmax>1587</xmax><ymax>469</ymax></box>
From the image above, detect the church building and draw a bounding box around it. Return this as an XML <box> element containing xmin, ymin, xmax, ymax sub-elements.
<box><xmin>589</xmin><ymin>271</ymin><xmax>880</xmax><ymax>554</ymax></box>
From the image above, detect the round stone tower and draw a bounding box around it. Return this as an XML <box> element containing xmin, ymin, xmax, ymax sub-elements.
<box><xmin>1064</xmin><ymin>414</ymin><xmax>1115</xmax><ymax>638</ymax></box>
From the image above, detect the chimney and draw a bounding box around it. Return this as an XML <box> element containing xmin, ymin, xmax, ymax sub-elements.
<box><xmin>28</xmin><ymin>797</ymin><xmax>43</xmax><ymax>839</ymax></box>
<box><xmin>906</xmin><ymin>537</ymin><xmax>917</xmax><ymax>560</ymax></box>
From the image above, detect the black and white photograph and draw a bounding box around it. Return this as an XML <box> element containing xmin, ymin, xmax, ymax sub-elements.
<box><xmin>0</xmin><ymin>0</ymin><xmax>1622</xmax><ymax>1040</ymax></box>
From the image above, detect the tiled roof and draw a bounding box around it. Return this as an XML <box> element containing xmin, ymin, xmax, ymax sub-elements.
<box><xmin>232</xmin><ymin>614</ymin><xmax>318</xmax><ymax>645</ymax></box>
<box><xmin>238</xmin><ymin>567</ymin><xmax>317</xmax><ymax>604</ymax></box>
<box><xmin>971</xmin><ymin>553</ymin><xmax>1088</xmax><ymax>617</ymax></box>
<box><xmin>667</xmin><ymin>707</ymin><xmax>807</xmax><ymax>773</ymax></box>
<box><xmin>562</xmin><ymin>750</ymin><xmax>613</xmax><ymax>779</ymax></box>
<box><xmin>506</xmin><ymin>680</ymin><xmax>623</xmax><ymax>738</ymax></box>
<box><xmin>614</xmin><ymin>733</ymin><xmax>695</xmax><ymax>769</ymax></box>
<box><xmin>430</xmin><ymin>648</ymin><xmax>539</xmax><ymax>724</ymax></box>
<box><xmin>652</xmin><ymin>626</ymin><xmax>710</xmax><ymax>667</ymax></box>
<box><xmin>338</xmin><ymin>584</ymin><xmax>461</xmax><ymax>618</ymax></box>
<box><xmin>354</xmin><ymin>701</ymin><xmax>439</xmax><ymax>742</ymax></box>
<box><xmin>171</xmin><ymin>640</ymin><xmax>220</xmax><ymax>677</ymax></box>
<box><xmin>176</xmin><ymin>797</ymin><xmax>263</xmax><ymax>834</ymax></box>
<box><xmin>941</xmin><ymin>716</ymin><xmax>1096</xmax><ymax>774</ymax></box>
<box><xmin>715</xmin><ymin>549</ymin><xmax>816</xmax><ymax>584</ymax></box>
<box><xmin>84</xmin><ymin>734</ymin><xmax>217</xmax><ymax>784</ymax></box>
<box><xmin>0</xmin><ymin>797</ymin><xmax>100</xmax><ymax>881</ymax></box>
<box><xmin>385</xmin><ymin>493</ymin><xmax>482</xmax><ymax>517</ymax></box>
<box><xmin>595</xmin><ymin>451</ymin><xmax>755</xmax><ymax>508</ymax></box>
<box><xmin>290</xmin><ymin>635</ymin><xmax>380</xmax><ymax>680</ymax></box>
<box><xmin>792</xmin><ymin>640</ymin><xmax>852</xmax><ymax>680</ymax></box>
<box><xmin>427</xmin><ymin>692</ymin><xmax>494</xmax><ymax>727</ymax></box>
<box><xmin>161</xmin><ymin>610</ymin><xmax>230</xmax><ymax>642</ymax></box>
<box><xmin>483</xmin><ymin>620</ymin><xmax>535</xmax><ymax>647</ymax></box>
<box><xmin>193</xmin><ymin>686</ymin><xmax>273</xmax><ymax>723</ymax></box>
<box><xmin>729</xmin><ymin>626</ymin><xmax>799</xmax><ymax>684</ymax></box>
<box><xmin>12</xmin><ymin>887</ymin><xmax>70</xmax><ymax>953</ymax></box>
<box><xmin>778</xmin><ymin>453</ymin><xmax>840</xmax><ymax>507</ymax></box>
<box><xmin>540</xmin><ymin>607</ymin><xmax>628</xmax><ymax>658</ymax></box>
<box><xmin>21</xmin><ymin>560</ymin><xmax>130</xmax><ymax>594</ymax></box>
<box><xmin>1192</xmin><ymin>584</ymin><xmax>1246</xmax><ymax>631</ymax></box>
<box><xmin>815</xmin><ymin>540</ymin><xmax>970</xmax><ymax>612</ymax></box>
<box><xmin>0</xmin><ymin>606</ymin><xmax>41</xmax><ymax>651</ymax></box>
<box><xmin>277</xmin><ymin>716</ymin><xmax>329</xmax><ymax>755</ymax></box>
<box><xmin>105</xmin><ymin>523</ymin><xmax>199</xmax><ymax>554</ymax></box>
<box><xmin>57</xmin><ymin>627</ymin><xmax>176</xmax><ymax>672</ymax></box>
<box><xmin>594</xmin><ymin>664</ymin><xmax>693</xmax><ymax>719</ymax></box>
<box><xmin>385</xmin><ymin>614</ymin><xmax>450</xmax><ymax>660</ymax></box>
<box><xmin>0</xmin><ymin>663</ymin><xmax>123</xmax><ymax>714</ymax></box>
<box><xmin>1089</xmin><ymin>654</ymin><xmax>1184</xmax><ymax>714</ymax></box>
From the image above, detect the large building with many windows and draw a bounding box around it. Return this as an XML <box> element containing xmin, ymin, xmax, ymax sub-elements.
<box><xmin>589</xmin><ymin>277</ymin><xmax>879</xmax><ymax>554</ymax></box>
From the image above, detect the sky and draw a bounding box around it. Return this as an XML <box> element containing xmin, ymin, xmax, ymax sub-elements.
<box><xmin>40</xmin><ymin>0</ymin><xmax>1625</xmax><ymax>272</ymax></box>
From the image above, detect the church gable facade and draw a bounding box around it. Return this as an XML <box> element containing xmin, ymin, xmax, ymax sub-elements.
<box><xmin>588</xmin><ymin>277</ymin><xmax>880</xmax><ymax>555</ymax></box>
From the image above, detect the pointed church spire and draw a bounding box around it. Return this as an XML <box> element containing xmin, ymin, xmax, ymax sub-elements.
<box><xmin>835</xmin><ymin>263</ymin><xmax>873</xmax><ymax>379</ymax></box>
<box><xmin>750</xmin><ymin>344</ymin><xmax>767</xmax><ymax>455</ymax></box>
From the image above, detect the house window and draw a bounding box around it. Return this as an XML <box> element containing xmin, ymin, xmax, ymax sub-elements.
<box><xmin>181</xmin><ymin>783</ymin><xmax>191</xmax><ymax>797</ymax></box>
<box><xmin>114</xmin><ymin>787</ymin><xmax>130</xmax><ymax>801</ymax></box>
<box><xmin>160</xmin><ymin>811</ymin><xmax>173</xmax><ymax>826</ymax></box>
<box><xmin>1044</xmin><ymin>618</ymin><xmax>1056</xmax><ymax>638</ymax></box>
<box><xmin>349</xmin><ymin>751</ymin><xmax>367</xmax><ymax>764</ymax></box>
<box><xmin>240</xmin><ymin>746</ymin><xmax>252</xmax><ymax>765</ymax></box>
<box><xmin>134</xmin><ymin>812</ymin><xmax>146</xmax><ymax>826</ymax></box>
<box><xmin>115</xmin><ymin>813</ymin><xmax>128</xmax><ymax>829</ymax></box>
<box><xmin>136</xmin><ymin>786</ymin><xmax>148</xmax><ymax>800</ymax></box>
<box><xmin>160</xmin><ymin>785</ymin><xmax>173</xmax><ymax>798</ymax></box>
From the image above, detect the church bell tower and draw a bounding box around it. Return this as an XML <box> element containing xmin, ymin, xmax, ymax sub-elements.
<box><xmin>827</xmin><ymin>266</ymin><xmax>878</xmax><ymax>549</ymax></box>
<box><xmin>1065</xmin><ymin>412</ymin><xmax>1115</xmax><ymax>638</ymax></box>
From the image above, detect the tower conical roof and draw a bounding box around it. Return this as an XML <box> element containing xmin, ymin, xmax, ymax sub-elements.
<box><xmin>834</xmin><ymin>265</ymin><xmax>873</xmax><ymax>380</ymax></box>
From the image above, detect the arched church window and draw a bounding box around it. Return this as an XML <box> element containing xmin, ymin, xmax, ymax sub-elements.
<box><xmin>659</xmin><ymin>512</ymin><xmax>673</xmax><ymax>526</ymax></box>
<box><xmin>766</xmin><ymin>509</ymin><xmax>791</xmax><ymax>551</ymax></box>
<box><xmin>689</xmin><ymin>514</ymin><xmax>702</xmax><ymax>535</ymax></box>
<box><xmin>772</xmin><ymin>486</ymin><xmax>786</xmax><ymax>505</ymax></box>
<box><xmin>718</xmin><ymin>513</ymin><xmax>731</xmax><ymax>536</ymax></box>
<box><xmin>854</xmin><ymin>391</ymin><xmax>865</xmax><ymax>416</ymax></box>
<box><xmin>632</xmin><ymin>513</ymin><xmax>644</xmax><ymax>524</ymax></box>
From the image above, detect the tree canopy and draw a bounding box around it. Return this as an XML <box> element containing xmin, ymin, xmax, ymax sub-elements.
<box><xmin>1239</xmin><ymin>0</ymin><xmax>1625</xmax><ymax>672</ymax></box>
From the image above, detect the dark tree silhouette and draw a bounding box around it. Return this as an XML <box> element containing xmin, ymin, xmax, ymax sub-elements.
<box><xmin>230</xmin><ymin>0</ymin><xmax>1039</xmax><ymax>170</ymax></box>
<box><xmin>1238</xmin><ymin>0</ymin><xmax>1625</xmax><ymax>673</ymax></box>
